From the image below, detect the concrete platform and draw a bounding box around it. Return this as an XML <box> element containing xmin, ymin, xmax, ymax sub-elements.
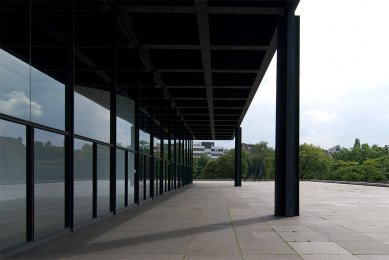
<box><xmin>8</xmin><ymin>181</ymin><xmax>389</xmax><ymax>259</ymax></box>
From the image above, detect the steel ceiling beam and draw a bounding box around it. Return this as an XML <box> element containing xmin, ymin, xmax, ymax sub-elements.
<box><xmin>195</xmin><ymin>0</ymin><xmax>215</xmax><ymax>140</ymax></box>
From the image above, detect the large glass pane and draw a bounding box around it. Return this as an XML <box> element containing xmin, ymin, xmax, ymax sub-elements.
<box><xmin>116</xmin><ymin>149</ymin><xmax>125</xmax><ymax>210</ymax></box>
<box><xmin>0</xmin><ymin>120</ymin><xmax>26</xmax><ymax>250</ymax></box>
<box><xmin>128</xmin><ymin>152</ymin><xmax>135</xmax><ymax>205</ymax></box>
<box><xmin>164</xmin><ymin>161</ymin><xmax>168</xmax><ymax>192</ymax></box>
<box><xmin>30</xmin><ymin>2</ymin><xmax>66</xmax><ymax>130</ymax></box>
<box><xmin>154</xmin><ymin>137</ymin><xmax>161</xmax><ymax>158</ymax></box>
<box><xmin>34</xmin><ymin>129</ymin><xmax>65</xmax><ymax>239</ymax></box>
<box><xmin>97</xmin><ymin>144</ymin><xmax>110</xmax><ymax>216</ymax></box>
<box><xmin>154</xmin><ymin>158</ymin><xmax>159</xmax><ymax>197</ymax></box>
<box><xmin>145</xmin><ymin>156</ymin><xmax>150</xmax><ymax>200</ymax></box>
<box><xmin>31</xmin><ymin>67</ymin><xmax>65</xmax><ymax>130</ymax></box>
<box><xmin>74</xmin><ymin>86</ymin><xmax>110</xmax><ymax>143</ymax></box>
<box><xmin>0</xmin><ymin>49</ymin><xmax>31</xmax><ymax>121</ymax></box>
<box><xmin>0</xmin><ymin>1</ymin><xmax>31</xmax><ymax>121</ymax></box>
<box><xmin>74</xmin><ymin>139</ymin><xmax>93</xmax><ymax>225</ymax></box>
<box><xmin>117</xmin><ymin>94</ymin><xmax>135</xmax><ymax>150</ymax></box>
<box><xmin>140</xmin><ymin>129</ymin><xmax>150</xmax><ymax>155</ymax></box>
<box><xmin>74</xmin><ymin>2</ymin><xmax>112</xmax><ymax>143</ymax></box>
<box><xmin>139</xmin><ymin>155</ymin><xmax>144</xmax><ymax>201</ymax></box>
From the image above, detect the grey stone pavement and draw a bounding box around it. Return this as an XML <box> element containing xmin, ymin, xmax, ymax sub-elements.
<box><xmin>9</xmin><ymin>181</ymin><xmax>389</xmax><ymax>259</ymax></box>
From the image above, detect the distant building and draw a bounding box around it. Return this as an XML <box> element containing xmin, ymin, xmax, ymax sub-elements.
<box><xmin>210</xmin><ymin>146</ymin><xmax>226</xmax><ymax>159</ymax></box>
<box><xmin>193</xmin><ymin>141</ymin><xmax>226</xmax><ymax>159</ymax></box>
<box><xmin>193</xmin><ymin>142</ymin><xmax>206</xmax><ymax>157</ymax></box>
<box><xmin>201</xmin><ymin>142</ymin><xmax>214</xmax><ymax>149</ymax></box>
<box><xmin>385</xmin><ymin>145</ymin><xmax>389</xmax><ymax>153</ymax></box>
<box><xmin>242</xmin><ymin>143</ymin><xmax>254</xmax><ymax>152</ymax></box>
<box><xmin>327</xmin><ymin>145</ymin><xmax>341</xmax><ymax>155</ymax></box>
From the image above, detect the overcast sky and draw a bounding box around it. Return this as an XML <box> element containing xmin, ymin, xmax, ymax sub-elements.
<box><xmin>215</xmin><ymin>0</ymin><xmax>389</xmax><ymax>150</ymax></box>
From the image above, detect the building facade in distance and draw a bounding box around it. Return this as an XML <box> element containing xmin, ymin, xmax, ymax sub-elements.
<box><xmin>193</xmin><ymin>141</ymin><xmax>227</xmax><ymax>159</ymax></box>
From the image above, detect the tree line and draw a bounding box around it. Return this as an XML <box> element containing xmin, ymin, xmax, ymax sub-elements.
<box><xmin>193</xmin><ymin>139</ymin><xmax>389</xmax><ymax>182</ymax></box>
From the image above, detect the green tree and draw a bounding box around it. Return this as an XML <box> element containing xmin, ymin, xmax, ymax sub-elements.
<box><xmin>246</xmin><ymin>142</ymin><xmax>275</xmax><ymax>180</ymax></box>
<box><xmin>193</xmin><ymin>154</ymin><xmax>210</xmax><ymax>179</ymax></box>
<box><xmin>354</xmin><ymin>138</ymin><xmax>361</xmax><ymax>149</ymax></box>
<box><xmin>299</xmin><ymin>143</ymin><xmax>331</xmax><ymax>179</ymax></box>
<box><xmin>330</xmin><ymin>139</ymin><xmax>388</xmax><ymax>182</ymax></box>
<box><xmin>201</xmin><ymin>160</ymin><xmax>219</xmax><ymax>179</ymax></box>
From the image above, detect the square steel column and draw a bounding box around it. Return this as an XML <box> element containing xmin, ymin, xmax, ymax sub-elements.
<box><xmin>275</xmin><ymin>10</ymin><xmax>300</xmax><ymax>217</ymax></box>
<box><xmin>234</xmin><ymin>126</ymin><xmax>242</xmax><ymax>187</ymax></box>
<box><xmin>134</xmin><ymin>51</ymin><xmax>140</xmax><ymax>205</ymax></box>
<box><xmin>149</xmin><ymin>85</ymin><xmax>154</xmax><ymax>198</ymax></box>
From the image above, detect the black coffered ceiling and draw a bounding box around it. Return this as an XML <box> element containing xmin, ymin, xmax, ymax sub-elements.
<box><xmin>115</xmin><ymin>0</ymin><xmax>298</xmax><ymax>140</ymax></box>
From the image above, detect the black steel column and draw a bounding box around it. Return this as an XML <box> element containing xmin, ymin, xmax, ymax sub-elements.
<box><xmin>110</xmin><ymin>13</ymin><xmax>117</xmax><ymax>214</ymax></box>
<box><xmin>173</xmin><ymin>116</ymin><xmax>177</xmax><ymax>190</ymax></box>
<box><xmin>125</xmin><ymin>150</ymin><xmax>128</xmax><ymax>206</ymax></box>
<box><xmin>190</xmin><ymin>137</ymin><xmax>192</xmax><ymax>183</ymax></box>
<box><xmin>64</xmin><ymin>0</ymin><xmax>74</xmax><ymax>230</ymax></box>
<box><xmin>234</xmin><ymin>126</ymin><xmax>242</xmax><ymax>187</ymax></box>
<box><xmin>150</xmin><ymin>85</ymin><xmax>154</xmax><ymax>198</ymax></box>
<box><xmin>275</xmin><ymin>11</ymin><xmax>300</xmax><ymax>217</ymax></box>
<box><xmin>160</xmin><ymin>97</ymin><xmax>164</xmax><ymax>195</ymax></box>
<box><xmin>167</xmin><ymin>108</ymin><xmax>171</xmax><ymax>192</ymax></box>
<box><xmin>186</xmin><ymin>134</ymin><xmax>189</xmax><ymax>185</ymax></box>
<box><xmin>26</xmin><ymin>126</ymin><xmax>34</xmax><ymax>241</ymax></box>
<box><xmin>92</xmin><ymin>143</ymin><xmax>97</xmax><ymax>218</ymax></box>
<box><xmin>134</xmin><ymin>51</ymin><xmax>140</xmax><ymax>205</ymax></box>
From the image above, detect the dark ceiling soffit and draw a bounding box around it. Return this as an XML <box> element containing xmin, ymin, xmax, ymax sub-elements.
<box><xmin>195</xmin><ymin>0</ymin><xmax>215</xmax><ymax>140</ymax></box>
<box><xmin>121</xmin><ymin>6</ymin><xmax>284</xmax><ymax>15</ymax></box>
<box><xmin>142</xmin><ymin>45</ymin><xmax>268</xmax><ymax>51</ymax></box>
<box><xmin>116</xmin><ymin>9</ymin><xmax>195</xmax><ymax>139</ymax></box>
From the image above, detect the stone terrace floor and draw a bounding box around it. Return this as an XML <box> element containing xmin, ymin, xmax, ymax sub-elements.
<box><xmin>9</xmin><ymin>181</ymin><xmax>389</xmax><ymax>259</ymax></box>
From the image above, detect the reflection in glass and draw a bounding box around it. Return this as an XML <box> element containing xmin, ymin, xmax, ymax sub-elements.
<box><xmin>117</xmin><ymin>95</ymin><xmax>135</xmax><ymax>149</ymax></box>
<box><xmin>116</xmin><ymin>149</ymin><xmax>125</xmax><ymax>210</ymax></box>
<box><xmin>30</xmin><ymin>1</ymin><xmax>66</xmax><ymax>130</ymax></box>
<box><xmin>154</xmin><ymin>158</ymin><xmax>159</xmax><ymax>197</ymax></box>
<box><xmin>139</xmin><ymin>155</ymin><xmax>144</xmax><ymax>201</ymax></box>
<box><xmin>97</xmin><ymin>144</ymin><xmax>110</xmax><ymax>216</ymax></box>
<box><xmin>31</xmin><ymin>67</ymin><xmax>65</xmax><ymax>130</ymax></box>
<box><xmin>0</xmin><ymin>120</ymin><xmax>26</xmax><ymax>250</ymax></box>
<box><xmin>74</xmin><ymin>86</ymin><xmax>110</xmax><ymax>143</ymax></box>
<box><xmin>139</xmin><ymin>130</ymin><xmax>150</xmax><ymax>155</ymax></box>
<box><xmin>74</xmin><ymin>139</ymin><xmax>93</xmax><ymax>224</ymax></box>
<box><xmin>128</xmin><ymin>152</ymin><xmax>135</xmax><ymax>205</ymax></box>
<box><xmin>154</xmin><ymin>137</ymin><xmax>161</xmax><ymax>158</ymax></box>
<box><xmin>145</xmin><ymin>156</ymin><xmax>150</xmax><ymax>200</ymax></box>
<box><xmin>34</xmin><ymin>129</ymin><xmax>65</xmax><ymax>239</ymax></box>
<box><xmin>0</xmin><ymin>49</ymin><xmax>31</xmax><ymax>121</ymax></box>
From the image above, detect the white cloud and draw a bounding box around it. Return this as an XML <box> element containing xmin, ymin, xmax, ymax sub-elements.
<box><xmin>303</xmin><ymin>109</ymin><xmax>337</xmax><ymax>123</ymax></box>
<box><xmin>0</xmin><ymin>90</ymin><xmax>42</xmax><ymax>118</ymax></box>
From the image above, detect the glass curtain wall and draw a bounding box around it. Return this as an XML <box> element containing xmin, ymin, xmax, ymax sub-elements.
<box><xmin>74</xmin><ymin>139</ymin><xmax>93</xmax><ymax>224</ymax></box>
<box><xmin>154</xmin><ymin>135</ymin><xmax>161</xmax><ymax>196</ymax></box>
<box><xmin>0</xmin><ymin>0</ymin><xmax>193</xmax><ymax>252</ymax></box>
<box><xmin>97</xmin><ymin>144</ymin><xmax>110</xmax><ymax>216</ymax></box>
<box><xmin>34</xmin><ymin>129</ymin><xmax>65</xmax><ymax>239</ymax></box>
<box><xmin>139</xmin><ymin>125</ymin><xmax>149</xmax><ymax>201</ymax></box>
<box><xmin>1</xmin><ymin>0</ymin><xmax>68</xmax><ymax>249</ymax></box>
<box><xmin>0</xmin><ymin>1</ymin><xmax>66</xmax><ymax>130</ymax></box>
<box><xmin>116</xmin><ymin>21</ymin><xmax>136</xmax><ymax>207</ymax></box>
<box><xmin>74</xmin><ymin>1</ymin><xmax>112</xmax><ymax>219</ymax></box>
<box><xmin>163</xmin><ymin>138</ymin><xmax>168</xmax><ymax>192</ymax></box>
<box><xmin>139</xmin><ymin>81</ymin><xmax>151</xmax><ymax>201</ymax></box>
<box><xmin>0</xmin><ymin>120</ymin><xmax>26</xmax><ymax>251</ymax></box>
<box><xmin>128</xmin><ymin>152</ymin><xmax>135</xmax><ymax>204</ymax></box>
<box><xmin>116</xmin><ymin>149</ymin><xmax>125</xmax><ymax>210</ymax></box>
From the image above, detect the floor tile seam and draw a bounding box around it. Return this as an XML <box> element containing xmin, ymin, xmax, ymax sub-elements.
<box><xmin>299</xmin><ymin>207</ymin><xmax>369</xmax><ymax>241</ymax></box>
<box><xmin>362</xmin><ymin>233</ymin><xmax>389</xmax><ymax>243</ymax></box>
<box><xmin>182</xmin><ymin>192</ymin><xmax>207</xmax><ymax>260</ymax></box>
<box><xmin>262</xmin><ymin>219</ymin><xmax>304</xmax><ymax>259</ymax></box>
<box><xmin>228</xmin><ymin>189</ymin><xmax>245</xmax><ymax>260</ymax></box>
